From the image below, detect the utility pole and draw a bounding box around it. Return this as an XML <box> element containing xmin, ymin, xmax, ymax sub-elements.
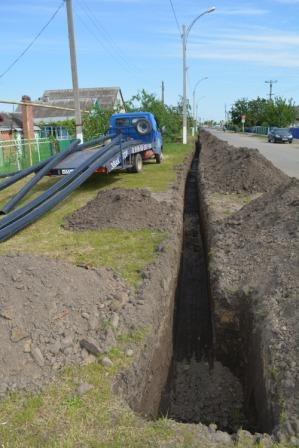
<box><xmin>181</xmin><ymin>7</ymin><xmax>215</xmax><ymax>144</ymax></box>
<box><xmin>265</xmin><ymin>80</ymin><xmax>277</xmax><ymax>101</ymax></box>
<box><xmin>182</xmin><ymin>24</ymin><xmax>187</xmax><ymax>144</ymax></box>
<box><xmin>66</xmin><ymin>0</ymin><xmax>83</xmax><ymax>142</ymax></box>
<box><xmin>161</xmin><ymin>81</ymin><xmax>165</xmax><ymax>105</ymax></box>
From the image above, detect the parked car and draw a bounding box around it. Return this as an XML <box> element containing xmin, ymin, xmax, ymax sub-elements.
<box><xmin>268</xmin><ymin>128</ymin><xmax>293</xmax><ymax>144</ymax></box>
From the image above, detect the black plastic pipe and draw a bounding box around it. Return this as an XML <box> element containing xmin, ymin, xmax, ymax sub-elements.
<box><xmin>0</xmin><ymin>133</ymin><xmax>114</xmax><ymax>187</ymax></box>
<box><xmin>0</xmin><ymin>138</ymin><xmax>136</xmax><ymax>241</ymax></box>
<box><xmin>0</xmin><ymin>136</ymin><xmax>122</xmax><ymax>231</ymax></box>
<box><xmin>0</xmin><ymin>139</ymin><xmax>83</xmax><ymax>214</ymax></box>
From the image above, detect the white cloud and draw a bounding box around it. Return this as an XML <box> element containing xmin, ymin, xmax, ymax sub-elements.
<box><xmin>273</xmin><ymin>0</ymin><xmax>299</xmax><ymax>3</ymax></box>
<box><xmin>189</xmin><ymin>49</ymin><xmax>299</xmax><ymax>67</ymax></box>
<box><xmin>217</xmin><ymin>7</ymin><xmax>269</xmax><ymax>16</ymax></box>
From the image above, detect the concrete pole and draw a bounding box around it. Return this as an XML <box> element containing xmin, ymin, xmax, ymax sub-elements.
<box><xmin>192</xmin><ymin>89</ymin><xmax>196</xmax><ymax>137</ymax></box>
<box><xmin>66</xmin><ymin>0</ymin><xmax>83</xmax><ymax>142</ymax></box>
<box><xmin>182</xmin><ymin>25</ymin><xmax>187</xmax><ymax>144</ymax></box>
<box><xmin>161</xmin><ymin>81</ymin><xmax>165</xmax><ymax>105</ymax></box>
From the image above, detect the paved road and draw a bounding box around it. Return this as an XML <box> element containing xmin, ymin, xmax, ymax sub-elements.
<box><xmin>208</xmin><ymin>129</ymin><xmax>299</xmax><ymax>179</ymax></box>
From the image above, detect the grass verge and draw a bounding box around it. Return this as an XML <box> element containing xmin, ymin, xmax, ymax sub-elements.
<box><xmin>0</xmin><ymin>143</ymin><xmax>192</xmax><ymax>285</ymax></box>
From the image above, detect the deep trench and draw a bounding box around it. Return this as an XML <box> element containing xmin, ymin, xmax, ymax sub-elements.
<box><xmin>159</xmin><ymin>145</ymin><xmax>255</xmax><ymax>433</ymax></box>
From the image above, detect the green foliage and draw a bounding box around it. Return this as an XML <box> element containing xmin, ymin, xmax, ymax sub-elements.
<box><xmin>263</xmin><ymin>97</ymin><xmax>297</xmax><ymax>127</ymax></box>
<box><xmin>41</xmin><ymin>118</ymin><xmax>76</xmax><ymax>138</ymax></box>
<box><xmin>126</xmin><ymin>89</ymin><xmax>184</xmax><ymax>143</ymax></box>
<box><xmin>39</xmin><ymin>105</ymin><xmax>112</xmax><ymax>141</ymax></box>
<box><xmin>82</xmin><ymin>103</ymin><xmax>112</xmax><ymax>141</ymax></box>
<box><xmin>230</xmin><ymin>96</ymin><xmax>296</xmax><ymax>128</ymax></box>
<box><xmin>39</xmin><ymin>90</ymin><xmax>188</xmax><ymax>143</ymax></box>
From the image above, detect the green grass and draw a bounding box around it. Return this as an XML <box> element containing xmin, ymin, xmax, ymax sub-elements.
<box><xmin>0</xmin><ymin>143</ymin><xmax>192</xmax><ymax>285</ymax></box>
<box><xmin>0</xmin><ymin>337</ymin><xmax>178</xmax><ymax>448</ymax></box>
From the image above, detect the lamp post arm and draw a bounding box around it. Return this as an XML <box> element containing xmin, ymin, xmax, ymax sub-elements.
<box><xmin>186</xmin><ymin>12</ymin><xmax>206</xmax><ymax>40</ymax></box>
<box><xmin>186</xmin><ymin>8</ymin><xmax>215</xmax><ymax>41</ymax></box>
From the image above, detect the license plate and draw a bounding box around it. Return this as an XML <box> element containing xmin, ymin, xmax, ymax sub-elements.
<box><xmin>61</xmin><ymin>169</ymin><xmax>74</xmax><ymax>175</ymax></box>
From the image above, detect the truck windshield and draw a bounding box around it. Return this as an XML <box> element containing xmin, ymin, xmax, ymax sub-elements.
<box><xmin>115</xmin><ymin>118</ymin><xmax>130</xmax><ymax>127</ymax></box>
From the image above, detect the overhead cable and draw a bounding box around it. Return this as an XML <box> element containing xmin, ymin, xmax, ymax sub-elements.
<box><xmin>169</xmin><ymin>0</ymin><xmax>181</xmax><ymax>36</ymax></box>
<box><xmin>0</xmin><ymin>0</ymin><xmax>65</xmax><ymax>80</ymax></box>
<box><xmin>77</xmin><ymin>0</ymin><xmax>144</xmax><ymax>76</ymax></box>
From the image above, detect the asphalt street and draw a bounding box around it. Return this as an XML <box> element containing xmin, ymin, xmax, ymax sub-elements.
<box><xmin>208</xmin><ymin>129</ymin><xmax>299</xmax><ymax>179</ymax></box>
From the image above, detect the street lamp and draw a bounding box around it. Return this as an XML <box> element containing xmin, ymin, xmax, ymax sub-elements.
<box><xmin>182</xmin><ymin>7</ymin><xmax>215</xmax><ymax>144</ymax></box>
<box><xmin>192</xmin><ymin>77</ymin><xmax>208</xmax><ymax>136</ymax></box>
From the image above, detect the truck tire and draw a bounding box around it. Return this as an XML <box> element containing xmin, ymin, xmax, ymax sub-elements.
<box><xmin>135</xmin><ymin>119</ymin><xmax>152</xmax><ymax>136</ymax></box>
<box><xmin>132</xmin><ymin>153</ymin><xmax>143</xmax><ymax>173</ymax></box>
<box><xmin>155</xmin><ymin>152</ymin><xmax>163</xmax><ymax>164</ymax></box>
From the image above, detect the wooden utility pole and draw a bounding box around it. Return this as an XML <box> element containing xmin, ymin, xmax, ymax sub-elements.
<box><xmin>66</xmin><ymin>0</ymin><xmax>83</xmax><ymax>142</ymax></box>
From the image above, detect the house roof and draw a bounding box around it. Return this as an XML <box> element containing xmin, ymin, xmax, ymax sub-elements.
<box><xmin>0</xmin><ymin>112</ymin><xmax>23</xmax><ymax>131</ymax></box>
<box><xmin>32</xmin><ymin>87</ymin><xmax>125</xmax><ymax>122</ymax></box>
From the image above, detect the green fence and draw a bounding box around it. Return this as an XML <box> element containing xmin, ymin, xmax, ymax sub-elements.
<box><xmin>0</xmin><ymin>138</ymin><xmax>73</xmax><ymax>175</ymax></box>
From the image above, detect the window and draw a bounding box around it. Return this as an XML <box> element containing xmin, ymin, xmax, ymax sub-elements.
<box><xmin>115</xmin><ymin>118</ymin><xmax>130</xmax><ymax>127</ymax></box>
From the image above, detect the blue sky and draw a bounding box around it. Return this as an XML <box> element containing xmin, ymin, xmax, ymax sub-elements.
<box><xmin>0</xmin><ymin>0</ymin><xmax>298</xmax><ymax>121</ymax></box>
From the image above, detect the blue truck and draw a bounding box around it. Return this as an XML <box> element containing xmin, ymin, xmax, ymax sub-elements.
<box><xmin>51</xmin><ymin>111</ymin><xmax>163</xmax><ymax>175</ymax></box>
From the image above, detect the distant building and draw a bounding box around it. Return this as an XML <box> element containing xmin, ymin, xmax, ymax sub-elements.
<box><xmin>0</xmin><ymin>112</ymin><xmax>23</xmax><ymax>140</ymax></box>
<box><xmin>33</xmin><ymin>87</ymin><xmax>126</xmax><ymax>123</ymax></box>
<box><xmin>295</xmin><ymin>106</ymin><xmax>299</xmax><ymax>124</ymax></box>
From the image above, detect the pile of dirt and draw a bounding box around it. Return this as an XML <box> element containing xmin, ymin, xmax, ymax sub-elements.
<box><xmin>200</xmin><ymin>130</ymin><xmax>289</xmax><ymax>193</ymax></box>
<box><xmin>64</xmin><ymin>188</ymin><xmax>175</xmax><ymax>231</ymax></box>
<box><xmin>216</xmin><ymin>177</ymin><xmax>298</xmax><ymax>310</ymax></box>
<box><xmin>203</xmin><ymin>160</ymin><xmax>299</xmax><ymax>440</ymax></box>
<box><xmin>0</xmin><ymin>253</ymin><xmax>132</xmax><ymax>397</ymax></box>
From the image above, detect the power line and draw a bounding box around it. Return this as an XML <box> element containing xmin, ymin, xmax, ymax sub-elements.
<box><xmin>168</xmin><ymin>0</ymin><xmax>181</xmax><ymax>36</ymax></box>
<box><xmin>75</xmin><ymin>9</ymin><xmax>140</xmax><ymax>79</ymax></box>
<box><xmin>0</xmin><ymin>1</ymin><xmax>65</xmax><ymax>80</ymax></box>
<box><xmin>77</xmin><ymin>0</ymin><xmax>144</xmax><ymax>76</ymax></box>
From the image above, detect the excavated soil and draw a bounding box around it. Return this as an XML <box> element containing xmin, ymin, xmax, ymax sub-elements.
<box><xmin>200</xmin><ymin>130</ymin><xmax>288</xmax><ymax>193</ymax></box>
<box><xmin>64</xmin><ymin>188</ymin><xmax>175</xmax><ymax>231</ymax></box>
<box><xmin>214</xmin><ymin>178</ymin><xmax>299</xmax><ymax>432</ymax></box>
<box><xmin>199</xmin><ymin>131</ymin><xmax>299</xmax><ymax>442</ymax></box>
<box><xmin>0</xmin><ymin>132</ymin><xmax>298</xmax><ymax>446</ymax></box>
<box><xmin>0</xmin><ymin>253</ymin><xmax>131</xmax><ymax>397</ymax></box>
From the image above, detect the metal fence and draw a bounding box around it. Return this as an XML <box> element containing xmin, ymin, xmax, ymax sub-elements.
<box><xmin>0</xmin><ymin>137</ymin><xmax>72</xmax><ymax>175</ymax></box>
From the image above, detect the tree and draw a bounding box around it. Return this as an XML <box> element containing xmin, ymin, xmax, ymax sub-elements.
<box><xmin>263</xmin><ymin>97</ymin><xmax>296</xmax><ymax>127</ymax></box>
<box><xmin>230</xmin><ymin>96</ymin><xmax>296</xmax><ymax>128</ymax></box>
<box><xmin>41</xmin><ymin>90</ymin><xmax>187</xmax><ymax>143</ymax></box>
<box><xmin>126</xmin><ymin>89</ymin><xmax>183</xmax><ymax>143</ymax></box>
<box><xmin>82</xmin><ymin>104</ymin><xmax>112</xmax><ymax>141</ymax></box>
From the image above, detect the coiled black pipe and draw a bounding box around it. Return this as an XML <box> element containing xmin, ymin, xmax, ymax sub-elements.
<box><xmin>0</xmin><ymin>136</ymin><xmax>121</xmax><ymax>231</ymax></box>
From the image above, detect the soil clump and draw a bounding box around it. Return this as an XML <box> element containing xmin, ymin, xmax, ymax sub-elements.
<box><xmin>64</xmin><ymin>188</ymin><xmax>175</xmax><ymax>231</ymax></box>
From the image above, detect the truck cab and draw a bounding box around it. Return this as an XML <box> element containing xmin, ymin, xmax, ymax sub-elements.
<box><xmin>108</xmin><ymin>112</ymin><xmax>163</xmax><ymax>162</ymax></box>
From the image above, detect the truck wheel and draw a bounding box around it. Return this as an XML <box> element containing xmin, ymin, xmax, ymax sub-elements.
<box><xmin>132</xmin><ymin>153</ymin><xmax>143</xmax><ymax>173</ymax></box>
<box><xmin>135</xmin><ymin>119</ymin><xmax>152</xmax><ymax>136</ymax></box>
<box><xmin>155</xmin><ymin>153</ymin><xmax>163</xmax><ymax>164</ymax></box>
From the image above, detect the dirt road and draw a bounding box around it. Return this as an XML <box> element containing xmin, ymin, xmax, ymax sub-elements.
<box><xmin>208</xmin><ymin>129</ymin><xmax>299</xmax><ymax>178</ymax></box>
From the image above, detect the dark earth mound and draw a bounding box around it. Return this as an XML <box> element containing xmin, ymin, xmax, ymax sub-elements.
<box><xmin>0</xmin><ymin>253</ymin><xmax>131</xmax><ymax>397</ymax></box>
<box><xmin>207</xmin><ymin>173</ymin><xmax>299</xmax><ymax>439</ymax></box>
<box><xmin>64</xmin><ymin>188</ymin><xmax>175</xmax><ymax>231</ymax></box>
<box><xmin>200</xmin><ymin>130</ymin><xmax>289</xmax><ymax>193</ymax></box>
<box><xmin>218</xmin><ymin>177</ymin><xmax>298</xmax><ymax>305</ymax></box>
